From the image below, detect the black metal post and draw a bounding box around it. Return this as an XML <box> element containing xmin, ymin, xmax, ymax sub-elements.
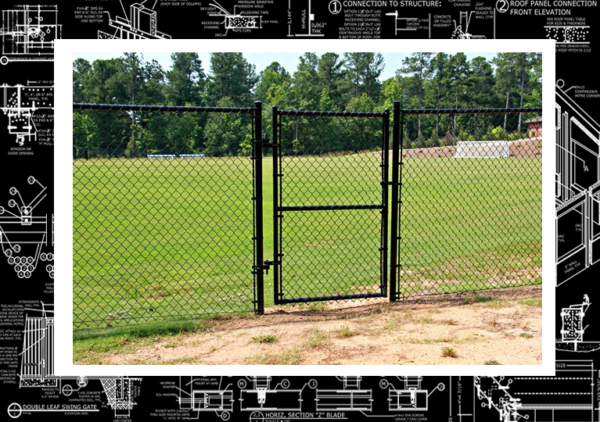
<box><xmin>254</xmin><ymin>101</ymin><xmax>264</xmax><ymax>314</ymax></box>
<box><xmin>272</xmin><ymin>105</ymin><xmax>280</xmax><ymax>305</ymax></box>
<box><xmin>389</xmin><ymin>102</ymin><xmax>401</xmax><ymax>302</ymax></box>
<box><xmin>381</xmin><ymin>109</ymin><xmax>390</xmax><ymax>297</ymax></box>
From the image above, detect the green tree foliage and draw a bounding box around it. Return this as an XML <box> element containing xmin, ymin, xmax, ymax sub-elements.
<box><xmin>256</xmin><ymin>62</ymin><xmax>291</xmax><ymax>106</ymax></box>
<box><xmin>317</xmin><ymin>53</ymin><xmax>346</xmax><ymax>108</ymax></box>
<box><xmin>164</xmin><ymin>53</ymin><xmax>205</xmax><ymax>106</ymax></box>
<box><xmin>399</xmin><ymin>53</ymin><xmax>433</xmax><ymax>140</ymax></box>
<box><xmin>206</xmin><ymin>53</ymin><xmax>257</xmax><ymax>106</ymax></box>
<box><xmin>204</xmin><ymin>97</ymin><xmax>252</xmax><ymax>156</ymax></box>
<box><xmin>289</xmin><ymin>53</ymin><xmax>320</xmax><ymax>110</ymax></box>
<box><xmin>493</xmin><ymin>53</ymin><xmax>540</xmax><ymax>131</ymax></box>
<box><xmin>343</xmin><ymin>53</ymin><xmax>385</xmax><ymax>102</ymax></box>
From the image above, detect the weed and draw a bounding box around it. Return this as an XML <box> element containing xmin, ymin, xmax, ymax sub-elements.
<box><xmin>251</xmin><ymin>334</ymin><xmax>278</xmax><ymax>344</ymax></box>
<box><xmin>519</xmin><ymin>298</ymin><xmax>542</xmax><ymax>307</ymax></box>
<box><xmin>335</xmin><ymin>325</ymin><xmax>358</xmax><ymax>339</ymax></box>
<box><xmin>247</xmin><ymin>348</ymin><xmax>302</xmax><ymax>365</ymax></box>
<box><xmin>441</xmin><ymin>347</ymin><xmax>458</xmax><ymax>358</ymax></box>
<box><xmin>306</xmin><ymin>329</ymin><xmax>328</xmax><ymax>349</ymax></box>
<box><xmin>520</xmin><ymin>333</ymin><xmax>534</xmax><ymax>339</ymax></box>
<box><xmin>462</xmin><ymin>295</ymin><xmax>495</xmax><ymax>305</ymax></box>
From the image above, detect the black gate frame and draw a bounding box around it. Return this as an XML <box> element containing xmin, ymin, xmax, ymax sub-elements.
<box><xmin>270</xmin><ymin>106</ymin><xmax>391</xmax><ymax>304</ymax></box>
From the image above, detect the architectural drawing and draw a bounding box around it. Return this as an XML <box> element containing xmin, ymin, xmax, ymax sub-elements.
<box><xmin>315</xmin><ymin>376</ymin><xmax>373</xmax><ymax>412</ymax></box>
<box><xmin>98</xmin><ymin>2</ymin><xmax>171</xmax><ymax>39</ymax></box>
<box><xmin>9</xmin><ymin>303</ymin><xmax>141</xmax><ymax>418</ymax></box>
<box><xmin>239</xmin><ymin>376</ymin><xmax>303</xmax><ymax>411</ymax></box>
<box><xmin>557</xmin><ymin>294</ymin><xmax>600</xmax><ymax>352</ymax></box>
<box><xmin>474</xmin><ymin>361</ymin><xmax>596</xmax><ymax>422</ymax></box>
<box><xmin>385</xmin><ymin>11</ymin><xmax>420</xmax><ymax>34</ymax></box>
<box><xmin>546</xmin><ymin>25</ymin><xmax>590</xmax><ymax>44</ymax></box>
<box><xmin>379</xmin><ymin>376</ymin><xmax>446</xmax><ymax>411</ymax></box>
<box><xmin>451</xmin><ymin>12</ymin><xmax>486</xmax><ymax>39</ymax></box>
<box><xmin>176</xmin><ymin>376</ymin><xmax>235</xmax><ymax>421</ymax></box>
<box><xmin>288</xmin><ymin>0</ymin><xmax>325</xmax><ymax>37</ymax></box>
<box><xmin>1</xmin><ymin>83</ymin><xmax>53</xmax><ymax>146</ymax></box>
<box><xmin>0</xmin><ymin>176</ymin><xmax>53</xmax><ymax>279</ymax></box>
<box><xmin>0</xmin><ymin>5</ymin><xmax>61</xmax><ymax>65</ymax></box>
<box><xmin>208</xmin><ymin>1</ymin><xmax>262</xmax><ymax>36</ymax></box>
<box><xmin>555</xmin><ymin>80</ymin><xmax>600</xmax><ymax>285</ymax></box>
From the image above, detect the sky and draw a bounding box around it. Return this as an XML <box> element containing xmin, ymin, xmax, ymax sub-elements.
<box><xmin>74</xmin><ymin>52</ymin><xmax>499</xmax><ymax>81</ymax></box>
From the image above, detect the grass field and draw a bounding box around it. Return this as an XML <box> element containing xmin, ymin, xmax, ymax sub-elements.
<box><xmin>73</xmin><ymin>153</ymin><xmax>541</xmax><ymax>330</ymax></box>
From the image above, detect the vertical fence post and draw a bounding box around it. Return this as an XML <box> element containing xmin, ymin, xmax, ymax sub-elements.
<box><xmin>389</xmin><ymin>101</ymin><xmax>401</xmax><ymax>302</ymax></box>
<box><xmin>381</xmin><ymin>109</ymin><xmax>390</xmax><ymax>297</ymax></box>
<box><xmin>272</xmin><ymin>105</ymin><xmax>281</xmax><ymax>305</ymax></box>
<box><xmin>254</xmin><ymin>101</ymin><xmax>265</xmax><ymax>314</ymax></box>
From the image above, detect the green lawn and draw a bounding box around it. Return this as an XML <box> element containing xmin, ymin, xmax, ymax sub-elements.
<box><xmin>73</xmin><ymin>154</ymin><xmax>541</xmax><ymax>330</ymax></box>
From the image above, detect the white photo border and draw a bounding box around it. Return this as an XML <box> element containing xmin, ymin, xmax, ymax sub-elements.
<box><xmin>55</xmin><ymin>38</ymin><xmax>556</xmax><ymax>376</ymax></box>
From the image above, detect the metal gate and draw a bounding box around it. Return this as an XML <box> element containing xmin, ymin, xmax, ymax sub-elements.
<box><xmin>271</xmin><ymin>107</ymin><xmax>391</xmax><ymax>304</ymax></box>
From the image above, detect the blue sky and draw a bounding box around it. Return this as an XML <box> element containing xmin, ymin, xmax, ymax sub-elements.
<box><xmin>74</xmin><ymin>52</ymin><xmax>499</xmax><ymax>81</ymax></box>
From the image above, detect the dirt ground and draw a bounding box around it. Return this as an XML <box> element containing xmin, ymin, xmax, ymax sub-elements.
<box><xmin>96</xmin><ymin>286</ymin><xmax>543</xmax><ymax>366</ymax></box>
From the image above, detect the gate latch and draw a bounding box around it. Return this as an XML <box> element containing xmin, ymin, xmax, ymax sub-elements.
<box><xmin>263</xmin><ymin>260</ymin><xmax>279</xmax><ymax>275</ymax></box>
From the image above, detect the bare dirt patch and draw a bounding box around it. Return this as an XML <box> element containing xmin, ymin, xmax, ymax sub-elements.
<box><xmin>94</xmin><ymin>286</ymin><xmax>543</xmax><ymax>365</ymax></box>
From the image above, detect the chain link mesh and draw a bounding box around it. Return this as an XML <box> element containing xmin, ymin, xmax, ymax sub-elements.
<box><xmin>73</xmin><ymin>104</ymin><xmax>256</xmax><ymax>328</ymax></box>
<box><xmin>396</xmin><ymin>109</ymin><xmax>542</xmax><ymax>299</ymax></box>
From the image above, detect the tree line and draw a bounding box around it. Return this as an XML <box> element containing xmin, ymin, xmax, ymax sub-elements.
<box><xmin>73</xmin><ymin>52</ymin><xmax>542</xmax><ymax>156</ymax></box>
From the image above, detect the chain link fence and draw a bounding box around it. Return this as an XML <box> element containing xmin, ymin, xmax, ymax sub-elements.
<box><xmin>72</xmin><ymin>101</ymin><xmax>542</xmax><ymax>328</ymax></box>
<box><xmin>392</xmin><ymin>107</ymin><xmax>543</xmax><ymax>300</ymax></box>
<box><xmin>73</xmin><ymin>104</ymin><xmax>258</xmax><ymax>328</ymax></box>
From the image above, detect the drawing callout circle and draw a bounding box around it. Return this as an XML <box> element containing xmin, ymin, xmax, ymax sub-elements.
<box><xmin>249</xmin><ymin>411</ymin><xmax>264</xmax><ymax>422</ymax></box>
<box><xmin>62</xmin><ymin>384</ymin><xmax>73</xmax><ymax>396</ymax></box>
<box><xmin>7</xmin><ymin>403</ymin><xmax>22</xmax><ymax>419</ymax></box>
<box><xmin>329</xmin><ymin>0</ymin><xmax>342</xmax><ymax>14</ymax></box>
<box><xmin>495</xmin><ymin>0</ymin><xmax>509</xmax><ymax>13</ymax></box>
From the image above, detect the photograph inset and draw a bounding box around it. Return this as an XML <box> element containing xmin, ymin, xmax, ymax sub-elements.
<box><xmin>71</xmin><ymin>52</ymin><xmax>543</xmax><ymax>365</ymax></box>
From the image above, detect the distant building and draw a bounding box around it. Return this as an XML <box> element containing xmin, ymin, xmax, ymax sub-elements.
<box><xmin>525</xmin><ymin>116</ymin><xmax>542</xmax><ymax>137</ymax></box>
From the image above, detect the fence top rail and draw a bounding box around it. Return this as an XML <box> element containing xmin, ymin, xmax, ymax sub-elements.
<box><xmin>402</xmin><ymin>107</ymin><xmax>542</xmax><ymax>115</ymax></box>
<box><xmin>277</xmin><ymin>109</ymin><xmax>387</xmax><ymax>118</ymax></box>
<box><xmin>73</xmin><ymin>102</ymin><xmax>254</xmax><ymax>114</ymax></box>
